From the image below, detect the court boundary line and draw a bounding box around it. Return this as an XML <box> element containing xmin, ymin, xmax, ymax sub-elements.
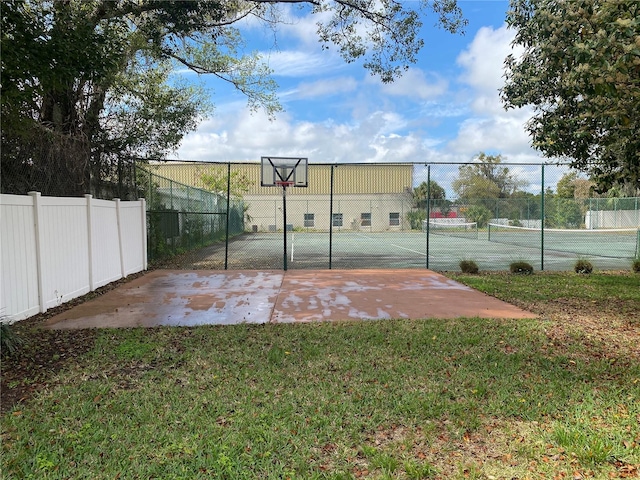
<box><xmin>355</xmin><ymin>232</ymin><xmax>427</xmax><ymax>257</ymax></box>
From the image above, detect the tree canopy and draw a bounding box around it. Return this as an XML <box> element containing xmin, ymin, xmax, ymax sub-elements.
<box><xmin>501</xmin><ymin>0</ymin><xmax>640</xmax><ymax>195</ymax></box>
<box><xmin>1</xmin><ymin>0</ymin><xmax>466</xmax><ymax>197</ymax></box>
<box><xmin>200</xmin><ymin>168</ymin><xmax>251</xmax><ymax>200</ymax></box>
<box><xmin>452</xmin><ymin>153</ymin><xmax>528</xmax><ymax>203</ymax></box>
<box><xmin>555</xmin><ymin>171</ymin><xmax>596</xmax><ymax>199</ymax></box>
<box><xmin>412</xmin><ymin>180</ymin><xmax>445</xmax><ymax>209</ymax></box>
<box><xmin>546</xmin><ymin>172</ymin><xmax>585</xmax><ymax>228</ymax></box>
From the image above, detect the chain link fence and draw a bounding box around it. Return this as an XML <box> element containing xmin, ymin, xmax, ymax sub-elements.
<box><xmin>148</xmin><ymin>161</ymin><xmax>639</xmax><ymax>272</ymax></box>
<box><xmin>0</xmin><ymin>134</ymin><xmax>141</xmax><ymax>200</ymax></box>
<box><xmin>3</xmin><ymin>156</ymin><xmax>638</xmax><ymax>271</ymax></box>
<box><xmin>137</xmin><ymin>166</ymin><xmax>245</xmax><ymax>266</ymax></box>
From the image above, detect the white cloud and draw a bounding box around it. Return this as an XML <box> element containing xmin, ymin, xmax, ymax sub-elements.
<box><xmin>457</xmin><ymin>24</ymin><xmax>516</xmax><ymax>95</ymax></box>
<box><xmin>450</xmin><ymin>111</ymin><xmax>531</xmax><ymax>153</ymax></box>
<box><xmin>260</xmin><ymin>50</ymin><xmax>343</xmax><ymax>78</ymax></box>
<box><xmin>175</xmin><ymin>108</ymin><xmax>441</xmax><ymax>164</ymax></box>
<box><xmin>241</xmin><ymin>4</ymin><xmax>345</xmax><ymax>78</ymax></box>
<box><xmin>456</xmin><ymin>24</ymin><xmax>524</xmax><ymax>117</ymax></box>
<box><xmin>420</xmin><ymin>100</ymin><xmax>468</xmax><ymax>118</ymax></box>
<box><xmin>291</xmin><ymin>77</ymin><xmax>358</xmax><ymax>99</ymax></box>
<box><xmin>239</xmin><ymin>3</ymin><xmax>329</xmax><ymax>47</ymax></box>
<box><xmin>175</xmin><ymin>11</ymin><xmax>545</xmax><ymax>178</ymax></box>
<box><xmin>373</xmin><ymin>68</ymin><xmax>448</xmax><ymax>99</ymax></box>
<box><xmin>265</xmin><ymin>4</ymin><xmax>333</xmax><ymax>47</ymax></box>
<box><xmin>447</xmin><ymin>24</ymin><xmax>538</xmax><ymax>162</ymax></box>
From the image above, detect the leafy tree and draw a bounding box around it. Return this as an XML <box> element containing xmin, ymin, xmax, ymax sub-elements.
<box><xmin>502</xmin><ymin>0</ymin><xmax>640</xmax><ymax>195</ymax></box>
<box><xmin>556</xmin><ymin>172</ymin><xmax>582</xmax><ymax>199</ymax></box>
<box><xmin>412</xmin><ymin>180</ymin><xmax>446</xmax><ymax>209</ymax></box>
<box><xmin>452</xmin><ymin>153</ymin><xmax>529</xmax><ymax>209</ymax></box>
<box><xmin>199</xmin><ymin>169</ymin><xmax>251</xmax><ymax>200</ymax></box>
<box><xmin>555</xmin><ymin>171</ymin><xmax>599</xmax><ymax>199</ymax></box>
<box><xmin>406</xmin><ymin>210</ymin><xmax>427</xmax><ymax>230</ymax></box>
<box><xmin>506</xmin><ymin>190</ymin><xmax>540</xmax><ymax>224</ymax></box>
<box><xmin>408</xmin><ymin>180</ymin><xmax>451</xmax><ymax>228</ymax></box>
<box><xmin>1</xmin><ymin>0</ymin><xmax>270</xmax><ymax>195</ymax></box>
<box><xmin>543</xmin><ymin>191</ymin><xmax>582</xmax><ymax>229</ymax></box>
<box><xmin>573</xmin><ymin>179</ymin><xmax>595</xmax><ymax>199</ymax></box>
<box><xmin>1</xmin><ymin>0</ymin><xmax>466</xmax><ymax>196</ymax></box>
<box><xmin>545</xmin><ymin>195</ymin><xmax>583</xmax><ymax>228</ymax></box>
<box><xmin>464</xmin><ymin>205</ymin><xmax>492</xmax><ymax>228</ymax></box>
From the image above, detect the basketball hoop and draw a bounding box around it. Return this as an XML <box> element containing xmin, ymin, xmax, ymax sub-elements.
<box><xmin>260</xmin><ymin>156</ymin><xmax>308</xmax><ymax>271</ymax></box>
<box><xmin>260</xmin><ymin>157</ymin><xmax>308</xmax><ymax>188</ymax></box>
<box><xmin>275</xmin><ymin>181</ymin><xmax>294</xmax><ymax>200</ymax></box>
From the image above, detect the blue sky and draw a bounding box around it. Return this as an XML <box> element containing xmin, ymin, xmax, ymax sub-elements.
<box><xmin>174</xmin><ymin>1</ymin><xmax>544</xmax><ymax>172</ymax></box>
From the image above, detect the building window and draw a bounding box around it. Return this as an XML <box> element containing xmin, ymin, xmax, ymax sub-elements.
<box><xmin>361</xmin><ymin>212</ymin><xmax>371</xmax><ymax>227</ymax></box>
<box><xmin>304</xmin><ymin>213</ymin><xmax>314</xmax><ymax>227</ymax></box>
<box><xmin>332</xmin><ymin>213</ymin><xmax>343</xmax><ymax>227</ymax></box>
<box><xmin>389</xmin><ymin>212</ymin><xmax>400</xmax><ymax>226</ymax></box>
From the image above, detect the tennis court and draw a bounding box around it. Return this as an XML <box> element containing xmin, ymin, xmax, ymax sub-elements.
<box><xmin>487</xmin><ymin>224</ymin><xmax>640</xmax><ymax>261</ymax></box>
<box><xmin>142</xmin><ymin>161</ymin><xmax>640</xmax><ymax>272</ymax></box>
<box><xmin>169</xmin><ymin>226</ymin><xmax>639</xmax><ymax>272</ymax></box>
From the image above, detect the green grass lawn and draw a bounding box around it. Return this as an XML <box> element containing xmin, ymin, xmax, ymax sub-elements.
<box><xmin>2</xmin><ymin>271</ymin><xmax>639</xmax><ymax>479</ymax></box>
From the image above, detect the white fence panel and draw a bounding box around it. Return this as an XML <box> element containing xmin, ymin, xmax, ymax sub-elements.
<box><xmin>91</xmin><ymin>198</ymin><xmax>123</xmax><ymax>289</ymax></box>
<box><xmin>0</xmin><ymin>193</ymin><xmax>147</xmax><ymax>323</ymax></box>
<box><xmin>0</xmin><ymin>195</ymin><xmax>40</xmax><ymax>320</ymax></box>
<box><xmin>585</xmin><ymin>210</ymin><xmax>640</xmax><ymax>229</ymax></box>
<box><xmin>119</xmin><ymin>200</ymin><xmax>146</xmax><ymax>276</ymax></box>
<box><xmin>39</xmin><ymin>196</ymin><xmax>91</xmax><ymax>310</ymax></box>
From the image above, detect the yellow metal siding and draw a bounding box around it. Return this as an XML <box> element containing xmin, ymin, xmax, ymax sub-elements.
<box><xmin>145</xmin><ymin>163</ymin><xmax>413</xmax><ymax>195</ymax></box>
<box><xmin>332</xmin><ymin>164</ymin><xmax>412</xmax><ymax>194</ymax></box>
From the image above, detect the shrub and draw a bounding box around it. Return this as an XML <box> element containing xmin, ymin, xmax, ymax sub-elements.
<box><xmin>459</xmin><ymin>260</ymin><xmax>479</xmax><ymax>274</ymax></box>
<box><xmin>465</xmin><ymin>205</ymin><xmax>492</xmax><ymax>228</ymax></box>
<box><xmin>633</xmin><ymin>258</ymin><xmax>640</xmax><ymax>273</ymax></box>
<box><xmin>407</xmin><ymin>210</ymin><xmax>427</xmax><ymax>230</ymax></box>
<box><xmin>574</xmin><ymin>258</ymin><xmax>593</xmax><ymax>274</ymax></box>
<box><xmin>1</xmin><ymin>321</ymin><xmax>23</xmax><ymax>357</ymax></box>
<box><xmin>510</xmin><ymin>261</ymin><xmax>533</xmax><ymax>275</ymax></box>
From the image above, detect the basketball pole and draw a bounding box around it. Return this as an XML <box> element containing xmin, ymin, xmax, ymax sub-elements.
<box><xmin>329</xmin><ymin>164</ymin><xmax>335</xmax><ymax>269</ymax></box>
<box><xmin>426</xmin><ymin>165</ymin><xmax>431</xmax><ymax>269</ymax></box>
<box><xmin>541</xmin><ymin>163</ymin><xmax>545</xmax><ymax>271</ymax></box>
<box><xmin>224</xmin><ymin>162</ymin><xmax>231</xmax><ymax>270</ymax></box>
<box><xmin>282</xmin><ymin>183</ymin><xmax>288</xmax><ymax>271</ymax></box>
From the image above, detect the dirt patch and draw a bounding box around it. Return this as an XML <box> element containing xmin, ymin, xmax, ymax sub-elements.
<box><xmin>1</xmin><ymin>272</ymin><xmax>145</xmax><ymax>415</ymax></box>
<box><xmin>510</xmin><ymin>296</ymin><xmax>640</xmax><ymax>361</ymax></box>
<box><xmin>1</xmin><ymin>326</ymin><xmax>97</xmax><ymax>415</ymax></box>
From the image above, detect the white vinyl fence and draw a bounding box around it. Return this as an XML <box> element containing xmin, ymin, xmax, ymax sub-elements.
<box><xmin>1</xmin><ymin>192</ymin><xmax>147</xmax><ymax>323</ymax></box>
<box><xmin>585</xmin><ymin>209</ymin><xmax>640</xmax><ymax>229</ymax></box>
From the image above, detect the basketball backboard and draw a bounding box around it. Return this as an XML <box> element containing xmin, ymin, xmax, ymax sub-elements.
<box><xmin>260</xmin><ymin>157</ymin><xmax>308</xmax><ymax>187</ymax></box>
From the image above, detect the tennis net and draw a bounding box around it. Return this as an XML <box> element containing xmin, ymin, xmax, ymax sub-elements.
<box><xmin>424</xmin><ymin>220</ymin><xmax>479</xmax><ymax>240</ymax></box>
<box><xmin>488</xmin><ymin>223</ymin><xmax>640</xmax><ymax>259</ymax></box>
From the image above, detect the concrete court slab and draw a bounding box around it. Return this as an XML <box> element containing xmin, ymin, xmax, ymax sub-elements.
<box><xmin>43</xmin><ymin>269</ymin><xmax>537</xmax><ymax>330</ymax></box>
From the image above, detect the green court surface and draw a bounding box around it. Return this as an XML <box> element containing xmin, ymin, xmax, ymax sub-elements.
<box><xmin>174</xmin><ymin>229</ymin><xmax>639</xmax><ymax>272</ymax></box>
<box><xmin>487</xmin><ymin>224</ymin><xmax>639</xmax><ymax>259</ymax></box>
